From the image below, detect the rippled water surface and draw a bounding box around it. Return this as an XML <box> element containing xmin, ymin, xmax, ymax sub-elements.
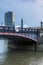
<box><xmin>0</xmin><ymin>39</ymin><xmax>43</xmax><ymax>65</ymax></box>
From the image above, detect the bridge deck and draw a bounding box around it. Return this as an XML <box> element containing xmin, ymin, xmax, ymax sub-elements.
<box><xmin>0</xmin><ymin>32</ymin><xmax>37</xmax><ymax>42</ymax></box>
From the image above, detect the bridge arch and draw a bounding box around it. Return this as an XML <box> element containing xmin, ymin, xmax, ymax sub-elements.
<box><xmin>0</xmin><ymin>33</ymin><xmax>37</xmax><ymax>51</ymax></box>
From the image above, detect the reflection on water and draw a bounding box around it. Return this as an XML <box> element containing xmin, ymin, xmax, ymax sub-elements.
<box><xmin>0</xmin><ymin>39</ymin><xmax>8</xmax><ymax>53</ymax></box>
<box><xmin>0</xmin><ymin>39</ymin><xmax>8</xmax><ymax>64</ymax></box>
<box><xmin>0</xmin><ymin>39</ymin><xmax>43</xmax><ymax>65</ymax></box>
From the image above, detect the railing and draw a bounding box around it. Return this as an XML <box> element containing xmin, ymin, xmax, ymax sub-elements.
<box><xmin>0</xmin><ymin>26</ymin><xmax>39</xmax><ymax>40</ymax></box>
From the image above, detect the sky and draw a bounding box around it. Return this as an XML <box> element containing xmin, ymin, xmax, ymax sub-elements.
<box><xmin>0</xmin><ymin>0</ymin><xmax>43</xmax><ymax>27</ymax></box>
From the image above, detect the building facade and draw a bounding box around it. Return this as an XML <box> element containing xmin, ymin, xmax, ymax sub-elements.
<box><xmin>4</xmin><ymin>11</ymin><xmax>15</xmax><ymax>26</ymax></box>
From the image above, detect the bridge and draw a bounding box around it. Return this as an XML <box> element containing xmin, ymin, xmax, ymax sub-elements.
<box><xmin>0</xmin><ymin>26</ymin><xmax>40</xmax><ymax>51</ymax></box>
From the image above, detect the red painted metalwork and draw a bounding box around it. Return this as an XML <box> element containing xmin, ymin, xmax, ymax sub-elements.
<box><xmin>0</xmin><ymin>32</ymin><xmax>37</xmax><ymax>42</ymax></box>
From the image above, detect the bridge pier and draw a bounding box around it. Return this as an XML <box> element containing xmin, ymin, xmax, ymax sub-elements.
<box><xmin>34</xmin><ymin>42</ymin><xmax>37</xmax><ymax>51</ymax></box>
<box><xmin>28</xmin><ymin>41</ymin><xmax>37</xmax><ymax>51</ymax></box>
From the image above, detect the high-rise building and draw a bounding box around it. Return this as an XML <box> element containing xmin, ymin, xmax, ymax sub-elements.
<box><xmin>4</xmin><ymin>11</ymin><xmax>15</xmax><ymax>26</ymax></box>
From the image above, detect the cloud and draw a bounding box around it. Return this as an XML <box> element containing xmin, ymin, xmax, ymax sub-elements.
<box><xmin>23</xmin><ymin>24</ymin><xmax>28</xmax><ymax>28</ymax></box>
<box><xmin>0</xmin><ymin>0</ymin><xmax>43</xmax><ymax>27</ymax></box>
<box><xmin>20</xmin><ymin>0</ymin><xmax>37</xmax><ymax>3</ymax></box>
<box><xmin>40</xmin><ymin>6</ymin><xmax>43</xmax><ymax>8</ymax></box>
<box><xmin>13</xmin><ymin>0</ymin><xmax>37</xmax><ymax>3</ymax></box>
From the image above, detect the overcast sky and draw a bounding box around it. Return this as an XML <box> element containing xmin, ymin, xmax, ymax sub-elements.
<box><xmin>0</xmin><ymin>0</ymin><xmax>43</xmax><ymax>27</ymax></box>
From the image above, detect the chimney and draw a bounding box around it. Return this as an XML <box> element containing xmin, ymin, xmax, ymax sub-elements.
<box><xmin>40</xmin><ymin>22</ymin><xmax>43</xmax><ymax>29</ymax></box>
<box><xmin>21</xmin><ymin>19</ymin><xmax>23</xmax><ymax>31</ymax></box>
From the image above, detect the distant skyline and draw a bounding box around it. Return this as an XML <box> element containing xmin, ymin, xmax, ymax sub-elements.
<box><xmin>0</xmin><ymin>0</ymin><xmax>43</xmax><ymax>27</ymax></box>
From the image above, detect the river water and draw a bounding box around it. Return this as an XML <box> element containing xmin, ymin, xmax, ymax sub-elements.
<box><xmin>0</xmin><ymin>39</ymin><xmax>43</xmax><ymax>65</ymax></box>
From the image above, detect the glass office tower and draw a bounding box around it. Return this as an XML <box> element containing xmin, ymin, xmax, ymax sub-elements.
<box><xmin>4</xmin><ymin>11</ymin><xmax>15</xmax><ymax>26</ymax></box>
